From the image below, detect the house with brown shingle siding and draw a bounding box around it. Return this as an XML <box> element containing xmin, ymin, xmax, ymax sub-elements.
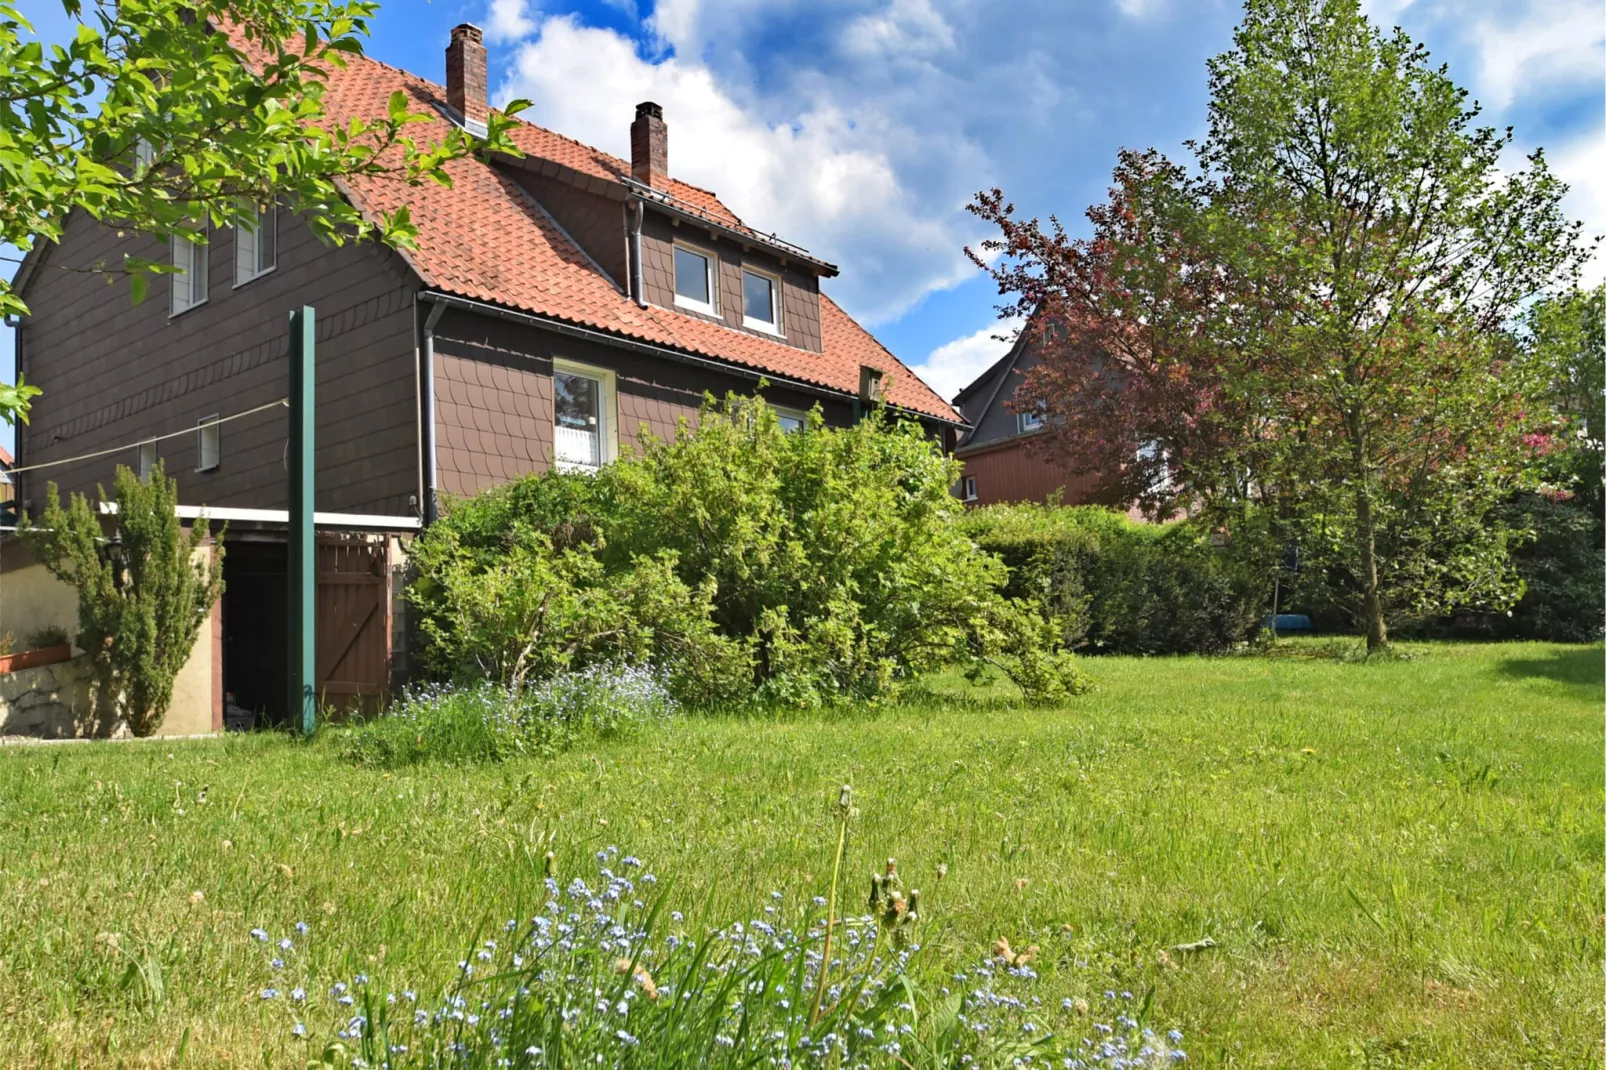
<box><xmin>7</xmin><ymin>22</ymin><xmax>962</xmax><ymax>728</ymax></box>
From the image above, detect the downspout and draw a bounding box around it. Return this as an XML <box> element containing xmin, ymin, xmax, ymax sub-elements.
<box><xmin>628</xmin><ymin>197</ymin><xmax>647</xmax><ymax>308</ymax></box>
<box><xmin>420</xmin><ymin>298</ymin><xmax>447</xmax><ymax>525</ymax></box>
<box><xmin>4</xmin><ymin>313</ymin><xmax>23</xmax><ymax>515</ymax></box>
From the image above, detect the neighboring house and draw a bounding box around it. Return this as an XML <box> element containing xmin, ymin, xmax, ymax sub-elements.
<box><xmin>0</xmin><ymin>445</ymin><xmax>14</xmax><ymax>527</ymax></box>
<box><xmin>952</xmin><ymin>327</ymin><xmax>1114</xmax><ymax>509</ymax></box>
<box><xmin>7</xmin><ymin>23</ymin><xmax>962</xmax><ymax>727</ymax></box>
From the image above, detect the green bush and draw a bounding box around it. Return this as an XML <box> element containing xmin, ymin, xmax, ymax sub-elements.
<box><xmin>407</xmin><ymin>526</ymin><xmax>746</xmax><ymax>703</ymax></box>
<box><xmin>340</xmin><ymin>665</ymin><xmax>675</xmax><ymax>767</ymax></box>
<box><xmin>407</xmin><ymin>396</ymin><xmax>1091</xmax><ymax>705</ymax></box>
<box><xmin>959</xmin><ymin>503</ymin><xmax>1266</xmax><ymax>655</ymax></box>
<box><xmin>1408</xmin><ymin>492</ymin><xmax>1604</xmax><ymax>643</ymax></box>
<box><xmin>22</xmin><ymin>463</ymin><xmax>224</xmax><ymax>736</ymax></box>
<box><xmin>1284</xmin><ymin>490</ymin><xmax>1604</xmax><ymax>643</ymax></box>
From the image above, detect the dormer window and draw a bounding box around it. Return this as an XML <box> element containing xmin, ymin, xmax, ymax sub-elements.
<box><xmin>1018</xmin><ymin>409</ymin><xmax>1044</xmax><ymax>434</ymax></box>
<box><xmin>742</xmin><ymin>268</ymin><xmax>782</xmax><ymax>334</ymax></box>
<box><xmin>673</xmin><ymin>242</ymin><xmax>718</xmax><ymax>316</ymax></box>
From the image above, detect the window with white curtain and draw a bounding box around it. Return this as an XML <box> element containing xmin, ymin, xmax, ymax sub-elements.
<box><xmin>552</xmin><ymin>361</ymin><xmax>615</xmax><ymax>472</ymax></box>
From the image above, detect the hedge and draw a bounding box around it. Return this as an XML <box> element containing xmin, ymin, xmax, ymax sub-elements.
<box><xmin>958</xmin><ymin>503</ymin><xmax>1267</xmax><ymax>655</ymax></box>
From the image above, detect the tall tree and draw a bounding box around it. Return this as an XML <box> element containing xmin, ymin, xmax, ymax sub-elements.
<box><xmin>1</xmin><ymin>0</ymin><xmax>527</xmax><ymax>422</ymax></box>
<box><xmin>969</xmin><ymin>0</ymin><xmax>1591</xmax><ymax>649</ymax></box>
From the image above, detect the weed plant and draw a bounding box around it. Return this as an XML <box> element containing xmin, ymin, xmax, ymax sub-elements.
<box><xmin>250</xmin><ymin>847</ymin><xmax>1185</xmax><ymax>1069</ymax></box>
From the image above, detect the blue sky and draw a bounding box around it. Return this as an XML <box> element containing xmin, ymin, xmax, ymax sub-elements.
<box><xmin>4</xmin><ymin>0</ymin><xmax>1602</xmax><ymax>452</ymax></box>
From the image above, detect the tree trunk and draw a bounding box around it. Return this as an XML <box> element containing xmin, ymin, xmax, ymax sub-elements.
<box><xmin>1354</xmin><ymin>481</ymin><xmax>1388</xmax><ymax>651</ymax></box>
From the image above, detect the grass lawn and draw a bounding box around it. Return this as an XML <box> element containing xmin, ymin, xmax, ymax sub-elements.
<box><xmin>0</xmin><ymin>641</ymin><xmax>1599</xmax><ymax>1068</ymax></box>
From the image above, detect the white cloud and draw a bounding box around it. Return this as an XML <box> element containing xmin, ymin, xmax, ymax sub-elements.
<box><xmin>1358</xmin><ymin>0</ymin><xmax>1419</xmax><ymax>29</ymax></box>
<box><xmin>1363</xmin><ymin>0</ymin><xmax>1603</xmax><ymax>111</ymax></box>
<box><xmin>1466</xmin><ymin>0</ymin><xmax>1603</xmax><ymax>111</ymax></box>
<box><xmin>1552</xmin><ymin>126</ymin><xmax>1606</xmax><ymax>284</ymax></box>
<box><xmin>842</xmin><ymin>0</ymin><xmax>956</xmax><ymax>59</ymax></box>
<box><xmin>908</xmin><ymin>318</ymin><xmax>1022</xmax><ymax>401</ymax></box>
<box><xmin>645</xmin><ymin>0</ymin><xmax>701</xmax><ymax>52</ymax></box>
<box><xmin>493</xmin><ymin>13</ymin><xmax>984</xmax><ymax>323</ymax></box>
<box><xmin>486</xmin><ymin>0</ymin><xmax>537</xmax><ymax>43</ymax></box>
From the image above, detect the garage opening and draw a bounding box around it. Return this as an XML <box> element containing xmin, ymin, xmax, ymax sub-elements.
<box><xmin>221</xmin><ymin>538</ymin><xmax>289</xmax><ymax>729</ymax></box>
<box><xmin>220</xmin><ymin>532</ymin><xmax>394</xmax><ymax>730</ymax></box>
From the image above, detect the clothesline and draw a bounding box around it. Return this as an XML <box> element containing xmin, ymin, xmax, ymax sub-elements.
<box><xmin>7</xmin><ymin>399</ymin><xmax>288</xmax><ymax>476</ymax></box>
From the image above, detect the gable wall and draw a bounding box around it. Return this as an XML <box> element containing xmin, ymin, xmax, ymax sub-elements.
<box><xmin>966</xmin><ymin>346</ymin><xmax>1041</xmax><ymax>449</ymax></box>
<box><xmin>16</xmin><ymin>212</ymin><xmax>421</xmax><ymax>517</ymax></box>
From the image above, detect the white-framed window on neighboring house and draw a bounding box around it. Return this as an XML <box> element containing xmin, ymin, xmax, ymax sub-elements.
<box><xmin>552</xmin><ymin>360</ymin><xmax>616</xmax><ymax>473</ymax></box>
<box><xmin>170</xmin><ymin>226</ymin><xmax>209</xmax><ymax>315</ymax></box>
<box><xmin>1136</xmin><ymin>438</ymin><xmax>1169</xmax><ymax>491</ymax></box>
<box><xmin>672</xmin><ymin>242</ymin><xmax>719</xmax><ymax>316</ymax></box>
<box><xmin>774</xmin><ymin>406</ymin><xmax>807</xmax><ymax>434</ymax></box>
<box><xmin>741</xmin><ymin>267</ymin><xmax>782</xmax><ymax>334</ymax></box>
<box><xmin>133</xmin><ymin>137</ymin><xmax>156</xmax><ymax>172</ymax></box>
<box><xmin>135</xmin><ymin>440</ymin><xmax>157</xmax><ymax>482</ymax></box>
<box><xmin>235</xmin><ymin>201</ymin><xmax>277</xmax><ymax>285</ymax></box>
<box><xmin>1017</xmin><ymin>408</ymin><xmax>1045</xmax><ymax>434</ymax></box>
<box><xmin>196</xmin><ymin>415</ymin><xmax>220</xmax><ymax>472</ymax></box>
<box><xmin>961</xmin><ymin>475</ymin><xmax>978</xmax><ymax>502</ymax></box>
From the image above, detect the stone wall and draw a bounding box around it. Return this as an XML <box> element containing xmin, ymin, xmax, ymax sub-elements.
<box><xmin>0</xmin><ymin>539</ymin><xmax>220</xmax><ymax>738</ymax></box>
<box><xmin>0</xmin><ymin>655</ymin><xmax>102</xmax><ymax>737</ymax></box>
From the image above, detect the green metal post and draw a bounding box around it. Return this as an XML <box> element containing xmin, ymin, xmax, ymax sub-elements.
<box><xmin>288</xmin><ymin>306</ymin><xmax>316</xmax><ymax>736</ymax></box>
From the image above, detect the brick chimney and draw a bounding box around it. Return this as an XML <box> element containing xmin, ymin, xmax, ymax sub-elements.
<box><xmin>630</xmin><ymin>101</ymin><xmax>667</xmax><ymax>188</ymax></box>
<box><xmin>446</xmin><ymin>23</ymin><xmax>487</xmax><ymax>126</ymax></box>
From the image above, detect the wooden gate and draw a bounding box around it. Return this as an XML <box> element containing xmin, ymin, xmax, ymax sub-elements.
<box><xmin>316</xmin><ymin>535</ymin><xmax>390</xmax><ymax>715</ymax></box>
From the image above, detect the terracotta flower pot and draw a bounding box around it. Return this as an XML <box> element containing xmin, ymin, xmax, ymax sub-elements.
<box><xmin>0</xmin><ymin>643</ymin><xmax>74</xmax><ymax>674</ymax></box>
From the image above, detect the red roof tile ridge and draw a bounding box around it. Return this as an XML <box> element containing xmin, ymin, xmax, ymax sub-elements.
<box><xmin>506</xmin><ymin>119</ymin><xmax>738</xmax><ymax>221</ymax></box>
<box><xmin>233</xmin><ymin>31</ymin><xmax>736</xmax><ymax>220</ymax></box>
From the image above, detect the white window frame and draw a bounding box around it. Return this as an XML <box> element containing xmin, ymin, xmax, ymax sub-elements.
<box><xmin>740</xmin><ymin>266</ymin><xmax>783</xmax><ymax>336</ymax></box>
<box><xmin>135</xmin><ymin>440</ymin><xmax>157</xmax><ymax>482</ymax></box>
<box><xmin>1017</xmin><ymin>409</ymin><xmax>1044</xmax><ymax>434</ymax></box>
<box><xmin>196</xmin><ymin>415</ymin><xmax>220</xmax><ymax>472</ymax></box>
<box><xmin>671</xmin><ymin>240</ymin><xmax>719</xmax><ymax>317</ymax></box>
<box><xmin>1137</xmin><ymin>438</ymin><xmax>1170</xmax><ymax>490</ymax></box>
<box><xmin>551</xmin><ymin>359</ymin><xmax>617</xmax><ymax>473</ymax></box>
<box><xmin>961</xmin><ymin>475</ymin><xmax>978</xmax><ymax>502</ymax></box>
<box><xmin>234</xmin><ymin>201</ymin><xmax>277</xmax><ymax>286</ymax></box>
<box><xmin>773</xmin><ymin>405</ymin><xmax>808</xmax><ymax>434</ymax></box>
<box><xmin>170</xmin><ymin>226</ymin><xmax>209</xmax><ymax>316</ymax></box>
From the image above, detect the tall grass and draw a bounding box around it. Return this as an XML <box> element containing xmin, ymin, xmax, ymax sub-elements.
<box><xmin>249</xmin><ymin>846</ymin><xmax>1183</xmax><ymax>1069</ymax></box>
<box><xmin>340</xmin><ymin>665</ymin><xmax>675</xmax><ymax>767</ymax></box>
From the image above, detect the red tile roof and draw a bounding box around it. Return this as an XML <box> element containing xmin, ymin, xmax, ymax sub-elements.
<box><xmin>242</xmin><ymin>38</ymin><xmax>959</xmax><ymax>422</ymax></box>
